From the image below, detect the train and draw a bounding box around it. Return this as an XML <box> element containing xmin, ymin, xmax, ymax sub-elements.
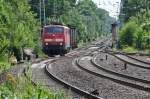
<box><xmin>42</xmin><ymin>24</ymin><xmax>77</xmax><ymax>56</ymax></box>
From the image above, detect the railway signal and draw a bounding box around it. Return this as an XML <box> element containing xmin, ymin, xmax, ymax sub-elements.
<box><xmin>111</xmin><ymin>22</ymin><xmax>118</xmax><ymax>48</ymax></box>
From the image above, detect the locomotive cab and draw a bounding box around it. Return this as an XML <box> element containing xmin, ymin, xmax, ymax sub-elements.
<box><xmin>42</xmin><ymin>25</ymin><xmax>71</xmax><ymax>56</ymax></box>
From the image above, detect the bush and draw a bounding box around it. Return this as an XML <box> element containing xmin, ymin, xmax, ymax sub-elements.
<box><xmin>119</xmin><ymin>20</ymin><xmax>144</xmax><ymax>49</ymax></box>
<box><xmin>0</xmin><ymin>56</ymin><xmax>10</xmax><ymax>73</ymax></box>
<box><xmin>0</xmin><ymin>68</ymin><xmax>65</xmax><ymax>99</ymax></box>
<box><xmin>0</xmin><ymin>0</ymin><xmax>40</xmax><ymax>62</ymax></box>
<box><xmin>122</xmin><ymin>46</ymin><xmax>138</xmax><ymax>53</ymax></box>
<box><xmin>119</xmin><ymin>21</ymin><xmax>138</xmax><ymax>47</ymax></box>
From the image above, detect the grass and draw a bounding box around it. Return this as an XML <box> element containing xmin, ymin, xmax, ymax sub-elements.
<box><xmin>0</xmin><ymin>64</ymin><xmax>66</xmax><ymax>99</ymax></box>
<box><xmin>0</xmin><ymin>75</ymin><xmax>65</xmax><ymax>99</ymax></box>
<box><xmin>78</xmin><ymin>40</ymin><xmax>88</xmax><ymax>48</ymax></box>
<box><xmin>0</xmin><ymin>55</ymin><xmax>11</xmax><ymax>74</ymax></box>
<box><xmin>121</xmin><ymin>46</ymin><xmax>150</xmax><ymax>55</ymax></box>
<box><xmin>0</xmin><ymin>78</ymin><xmax>65</xmax><ymax>99</ymax></box>
<box><xmin>122</xmin><ymin>46</ymin><xmax>138</xmax><ymax>53</ymax></box>
<box><xmin>78</xmin><ymin>38</ymin><xmax>99</xmax><ymax>48</ymax></box>
<box><xmin>0</xmin><ymin>53</ymin><xmax>70</xmax><ymax>98</ymax></box>
<box><xmin>143</xmin><ymin>49</ymin><xmax>150</xmax><ymax>55</ymax></box>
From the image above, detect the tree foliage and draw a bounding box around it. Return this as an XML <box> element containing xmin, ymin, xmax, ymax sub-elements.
<box><xmin>120</xmin><ymin>0</ymin><xmax>150</xmax><ymax>22</ymax></box>
<box><xmin>119</xmin><ymin>0</ymin><xmax>150</xmax><ymax>50</ymax></box>
<box><xmin>29</xmin><ymin>0</ymin><xmax>114</xmax><ymax>43</ymax></box>
<box><xmin>0</xmin><ymin>0</ymin><xmax>39</xmax><ymax>59</ymax></box>
<box><xmin>119</xmin><ymin>18</ymin><xmax>150</xmax><ymax>50</ymax></box>
<box><xmin>0</xmin><ymin>0</ymin><xmax>114</xmax><ymax>62</ymax></box>
<box><xmin>119</xmin><ymin>21</ymin><xmax>144</xmax><ymax>49</ymax></box>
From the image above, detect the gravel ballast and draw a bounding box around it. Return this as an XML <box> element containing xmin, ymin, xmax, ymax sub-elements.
<box><xmin>49</xmin><ymin>56</ymin><xmax>150</xmax><ymax>99</ymax></box>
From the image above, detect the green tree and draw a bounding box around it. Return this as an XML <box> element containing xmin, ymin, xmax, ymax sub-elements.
<box><xmin>120</xmin><ymin>0</ymin><xmax>150</xmax><ymax>50</ymax></box>
<box><xmin>119</xmin><ymin>21</ymin><xmax>138</xmax><ymax>47</ymax></box>
<box><xmin>0</xmin><ymin>0</ymin><xmax>39</xmax><ymax>60</ymax></box>
<box><xmin>120</xmin><ymin>0</ymin><xmax>150</xmax><ymax>22</ymax></box>
<box><xmin>29</xmin><ymin>0</ymin><xmax>114</xmax><ymax>43</ymax></box>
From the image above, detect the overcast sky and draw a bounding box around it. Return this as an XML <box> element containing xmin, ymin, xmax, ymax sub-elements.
<box><xmin>92</xmin><ymin>0</ymin><xmax>121</xmax><ymax>18</ymax></box>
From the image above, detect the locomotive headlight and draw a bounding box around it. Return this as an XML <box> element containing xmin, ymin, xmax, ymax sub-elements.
<box><xmin>45</xmin><ymin>43</ymin><xmax>48</xmax><ymax>45</ymax></box>
<box><xmin>55</xmin><ymin>39</ymin><xmax>63</xmax><ymax>42</ymax></box>
<box><xmin>60</xmin><ymin>42</ymin><xmax>63</xmax><ymax>45</ymax></box>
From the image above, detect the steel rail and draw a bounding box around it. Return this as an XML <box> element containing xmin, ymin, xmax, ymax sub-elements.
<box><xmin>106</xmin><ymin>50</ymin><xmax>150</xmax><ymax>65</ymax></box>
<box><xmin>92</xmin><ymin>54</ymin><xmax>150</xmax><ymax>84</ymax></box>
<box><xmin>105</xmin><ymin>51</ymin><xmax>150</xmax><ymax>70</ymax></box>
<box><xmin>76</xmin><ymin>57</ymin><xmax>150</xmax><ymax>92</ymax></box>
<box><xmin>45</xmin><ymin>63</ymin><xmax>103</xmax><ymax>99</ymax></box>
<box><xmin>124</xmin><ymin>54</ymin><xmax>150</xmax><ymax>65</ymax></box>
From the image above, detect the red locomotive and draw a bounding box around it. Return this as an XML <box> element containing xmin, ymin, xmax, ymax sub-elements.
<box><xmin>42</xmin><ymin>24</ymin><xmax>77</xmax><ymax>56</ymax></box>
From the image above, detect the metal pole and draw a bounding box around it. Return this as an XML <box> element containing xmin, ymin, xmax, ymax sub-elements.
<box><xmin>43</xmin><ymin>0</ymin><xmax>46</xmax><ymax>25</ymax></box>
<box><xmin>39</xmin><ymin>0</ymin><xmax>42</xmax><ymax>27</ymax></box>
<box><xmin>53</xmin><ymin>0</ymin><xmax>56</xmax><ymax>22</ymax></box>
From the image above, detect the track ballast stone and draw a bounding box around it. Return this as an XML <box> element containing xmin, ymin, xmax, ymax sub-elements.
<box><xmin>50</xmin><ymin>56</ymin><xmax>150</xmax><ymax>99</ymax></box>
<box><xmin>95</xmin><ymin>52</ymin><xmax>150</xmax><ymax>81</ymax></box>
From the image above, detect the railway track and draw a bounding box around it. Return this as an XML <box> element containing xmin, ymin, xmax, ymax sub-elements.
<box><xmin>111</xmin><ymin>53</ymin><xmax>150</xmax><ymax>70</ymax></box>
<box><xmin>31</xmin><ymin>58</ymin><xmax>88</xmax><ymax>99</ymax></box>
<box><xmin>94</xmin><ymin>52</ymin><xmax>150</xmax><ymax>81</ymax></box>
<box><xmin>93</xmin><ymin>54</ymin><xmax>150</xmax><ymax>90</ymax></box>
<box><xmin>30</xmin><ymin>37</ymin><xmax>150</xmax><ymax>99</ymax></box>
<box><xmin>115</xmin><ymin>53</ymin><xmax>150</xmax><ymax>65</ymax></box>
<box><xmin>31</xmin><ymin>58</ymin><xmax>102</xmax><ymax>98</ymax></box>
<box><xmin>76</xmin><ymin>56</ymin><xmax>150</xmax><ymax>92</ymax></box>
<box><xmin>45</xmin><ymin>62</ymin><xmax>103</xmax><ymax>99</ymax></box>
<box><xmin>30</xmin><ymin>38</ymin><xmax>109</xmax><ymax>99</ymax></box>
<box><xmin>128</xmin><ymin>55</ymin><xmax>150</xmax><ymax>65</ymax></box>
<box><xmin>101</xmin><ymin>51</ymin><xmax>150</xmax><ymax>81</ymax></box>
<box><xmin>46</xmin><ymin>54</ymin><xmax>148</xmax><ymax>99</ymax></box>
<box><xmin>106</xmin><ymin>50</ymin><xmax>150</xmax><ymax>68</ymax></box>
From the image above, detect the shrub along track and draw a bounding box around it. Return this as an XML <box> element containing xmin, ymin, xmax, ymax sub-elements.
<box><xmin>0</xmin><ymin>63</ymin><xmax>27</xmax><ymax>84</ymax></box>
<box><xmin>0</xmin><ymin>58</ymin><xmax>47</xmax><ymax>84</ymax></box>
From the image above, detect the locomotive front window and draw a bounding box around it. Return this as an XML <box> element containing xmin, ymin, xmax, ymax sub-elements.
<box><xmin>45</xmin><ymin>27</ymin><xmax>64</xmax><ymax>34</ymax></box>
